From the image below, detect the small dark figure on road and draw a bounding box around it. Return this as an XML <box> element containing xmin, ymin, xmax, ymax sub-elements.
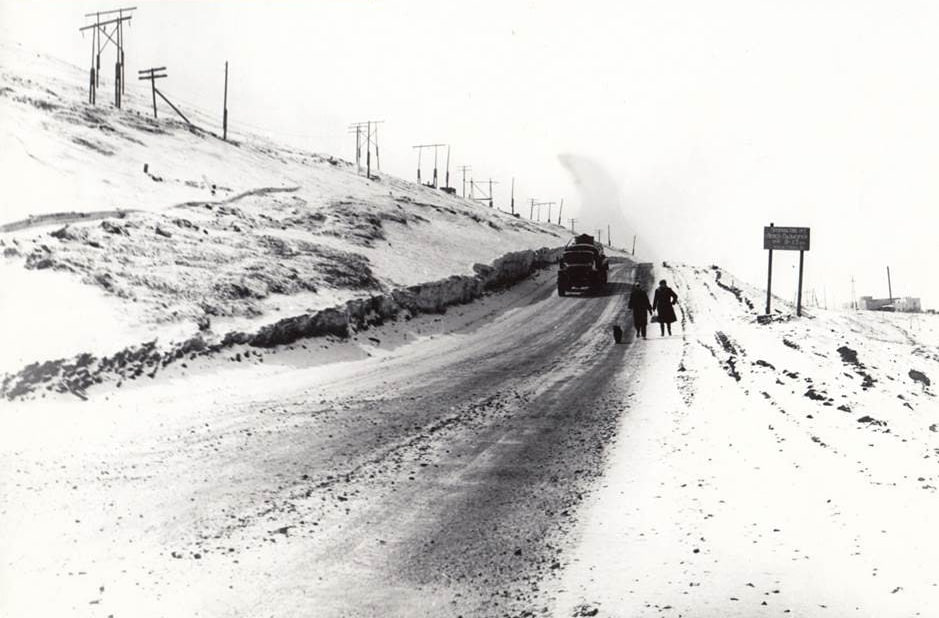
<box><xmin>652</xmin><ymin>279</ymin><xmax>679</xmax><ymax>336</ymax></box>
<box><xmin>628</xmin><ymin>283</ymin><xmax>653</xmax><ymax>339</ymax></box>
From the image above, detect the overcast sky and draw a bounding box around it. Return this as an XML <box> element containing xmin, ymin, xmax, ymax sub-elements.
<box><xmin>2</xmin><ymin>0</ymin><xmax>938</xmax><ymax>309</ymax></box>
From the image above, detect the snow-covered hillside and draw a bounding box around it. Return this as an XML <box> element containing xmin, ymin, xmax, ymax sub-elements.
<box><xmin>0</xmin><ymin>41</ymin><xmax>569</xmax><ymax>376</ymax></box>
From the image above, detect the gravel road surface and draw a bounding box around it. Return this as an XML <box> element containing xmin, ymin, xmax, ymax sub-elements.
<box><xmin>1</xmin><ymin>262</ymin><xmax>650</xmax><ymax>617</ymax></box>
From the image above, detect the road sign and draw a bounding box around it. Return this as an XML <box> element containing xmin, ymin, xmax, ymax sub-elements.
<box><xmin>764</xmin><ymin>226</ymin><xmax>810</xmax><ymax>251</ymax></box>
<box><xmin>764</xmin><ymin>223</ymin><xmax>809</xmax><ymax>317</ymax></box>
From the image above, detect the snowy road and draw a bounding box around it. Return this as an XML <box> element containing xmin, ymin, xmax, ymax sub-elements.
<box><xmin>1</xmin><ymin>262</ymin><xmax>653</xmax><ymax>617</ymax></box>
<box><xmin>4</xmin><ymin>261</ymin><xmax>939</xmax><ymax>617</ymax></box>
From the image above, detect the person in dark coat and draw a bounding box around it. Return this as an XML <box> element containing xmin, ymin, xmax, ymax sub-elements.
<box><xmin>627</xmin><ymin>283</ymin><xmax>653</xmax><ymax>339</ymax></box>
<box><xmin>652</xmin><ymin>279</ymin><xmax>679</xmax><ymax>336</ymax></box>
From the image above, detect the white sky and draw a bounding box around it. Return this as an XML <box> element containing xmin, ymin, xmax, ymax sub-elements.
<box><xmin>2</xmin><ymin>0</ymin><xmax>938</xmax><ymax>309</ymax></box>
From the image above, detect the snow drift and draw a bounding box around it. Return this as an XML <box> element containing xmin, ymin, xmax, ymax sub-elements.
<box><xmin>1</xmin><ymin>245</ymin><xmax>566</xmax><ymax>400</ymax></box>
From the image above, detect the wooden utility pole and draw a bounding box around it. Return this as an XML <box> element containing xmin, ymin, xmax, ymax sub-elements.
<box><xmin>79</xmin><ymin>8</ymin><xmax>134</xmax><ymax>106</ymax></box>
<box><xmin>530</xmin><ymin>201</ymin><xmax>554</xmax><ymax>222</ymax></box>
<box><xmin>470</xmin><ymin>179</ymin><xmax>498</xmax><ymax>206</ymax></box>
<box><xmin>887</xmin><ymin>266</ymin><xmax>893</xmax><ymax>301</ymax></box>
<box><xmin>557</xmin><ymin>199</ymin><xmax>563</xmax><ymax>225</ymax></box>
<box><xmin>138</xmin><ymin>67</ymin><xmax>192</xmax><ymax>126</ymax></box>
<box><xmin>607</xmin><ymin>224</ymin><xmax>611</xmax><ymax>247</ymax></box>
<box><xmin>597</xmin><ymin>229</ymin><xmax>603</xmax><ymax>244</ymax></box>
<box><xmin>367</xmin><ymin>120</ymin><xmax>372</xmax><ymax>178</ymax></box>
<box><xmin>444</xmin><ymin>145</ymin><xmax>451</xmax><ymax>190</ymax></box>
<box><xmin>413</xmin><ymin>144</ymin><xmax>445</xmax><ymax>187</ymax></box>
<box><xmin>373</xmin><ymin>122</ymin><xmax>380</xmax><ymax>171</ymax></box>
<box><xmin>632</xmin><ymin>234</ymin><xmax>636</xmax><ymax>256</ymax></box>
<box><xmin>349</xmin><ymin>121</ymin><xmax>383</xmax><ymax>177</ymax></box>
<box><xmin>114</xmin><ymin>57</ymin><xmax>121</xmax><ymax>108</ymax></box>
<box><xmin>530</xmin><ymin>198</ymin><xmax>537</xmax><ymax>220</ymax></box>
<box><xmin>223</xmin><ymin>61</ymin><xmax>229</xmax><ymax>141</ymax></box>
<box><xmin>118</xmin><ymin>9</ymin><xmax>125</xmax><ymax>94</ymax></box>
<box><xmin>138</xmin><ymin>66</ymin><xmax>166</xmax><ymax>118</ymax></box>
<box><xmin>88</xmin><ymin>16</ymin><xmax>96</xmax><ymax>104</ymax></box>
<box><xmin>569</xmin><ymin>218</ymin><xmax>576</xmax><ymax>233</ymax></box>
<box><xmin>459</xmin><ymin>166</ymin><xmax>472</xmax><ymax>198</ymax></box>
<box><xmin>353</xmin><ymin>124</ymin><xmax>362</xmax><ymax>173</ymax></box>
<box><xmin>510</xmin><ymin>177</ymin><xmax>515</xmax><ymax>215</ymax></box>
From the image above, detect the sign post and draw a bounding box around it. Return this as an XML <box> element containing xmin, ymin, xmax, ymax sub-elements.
<box><xmin>763</xmin><ymin>224</ymin><xmax>810</xmax><ymax>317</ymax></box>
<box><xmin>765</xmin><ymin>223</ymin><xmax>774</xmax><ymax>314</ymax></box>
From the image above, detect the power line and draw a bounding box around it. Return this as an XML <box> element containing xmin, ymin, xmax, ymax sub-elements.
<box><xmin>138</xmin><ymin>66</ymin><xmax>192</xmax><ymax>126</ymax></box>
<box><xmin>349</xmin><ymin>121</ymin><xmax>383</xmax><ymax>178</ymax></box>
<box><xmin>412</xmin><ymin>144</ymin><xmax>446</xmax><ymax>187</ymax></box>
<box><xmin>529</xmin><ymin>200</ymin><xmax>554</xmax><ymax>221</ymax></box>
<box><xmin>78</xmin><ymin>7</ymin><xmax>136</xmax><ymax>107</ymax></box>
<box><xmin>469</xmin><ymin>178</ymin><xmax>499</xmax><ymax>207</ymax></box>
<box><xmin>458</xmin><ymin>165</ymin><xmax>472</xmax><ymax>198</ymax></box>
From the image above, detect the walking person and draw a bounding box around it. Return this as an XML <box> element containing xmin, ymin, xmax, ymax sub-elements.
<box><xmin>652</xmin><ymin>279</ymin><xmax>679</xmax><ymax>336</ymax></box>
<box><xmin>628</xmin><ymin>282</ymin><xmax>652</xmax><ymax>339</ymax></box>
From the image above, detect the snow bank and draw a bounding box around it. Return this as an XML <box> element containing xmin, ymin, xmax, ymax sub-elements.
<box><xmin>1</xmin><ymin>246</ymin><xmax>563</xmax><ymax>400</ymax></box>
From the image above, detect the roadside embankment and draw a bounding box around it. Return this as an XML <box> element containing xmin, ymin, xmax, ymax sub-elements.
<box><xmin>1</xmin><ymin>246</ymin><xmax>570</xmax><ymax>401</ymax></box>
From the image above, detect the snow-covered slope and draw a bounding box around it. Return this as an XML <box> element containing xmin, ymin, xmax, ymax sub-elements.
<box><xmin>0</xmin><ymin>41</ymin><xmax>569</xmax><ymax>375</ymax></box>
<box><xmin>557</xmin><ymin>263</ymin><xmax>939</xmax><ymax>616</ymax></box>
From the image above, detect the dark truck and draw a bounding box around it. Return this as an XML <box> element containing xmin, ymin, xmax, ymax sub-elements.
<box><xmin>557</xmin><ymin>233</ymin><xmax>609</xmax><ymax>296</ymax></box>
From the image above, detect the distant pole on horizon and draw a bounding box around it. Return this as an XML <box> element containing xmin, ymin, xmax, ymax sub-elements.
<box><xmin>569</xmin><ymin>218</ymin><xmax>576</xmax><ymax>233</ymax></box>
<box><xmin>557</xmin><ymin>199</ymin><xmax>563</xmax><ymax>225</ymax></box>
<box><xmin>530</xmin><ymin>198</ymin><xmax>536</xmax><ymax>220</ymax></box>
<box><xmin>510</xmin><ymin>177</ymin><xmax>515</xmax><ymax>215</ymax></box>
<box><xmin>597</xmin><ymin>229</ymin><xmax>602</xmax><ymax>244</ymax></box>
<box><xmin>607</xmin><ymin>224</ymin><xmax>611</xmax><ymax>247</ymax></box>
<box><xmin>488</xmin><ymin>178</ymin><xmax>493</xmax><ymax>208</ymax></box>
<box><xmin>887</xmin><ymin>266</ymin><xmax>893</xmax><ymax>301</ymax></box>
<box><xmin>632</xmin><ymin>234</ymin><xmax>636</xmax><ymax>256</ymax></box>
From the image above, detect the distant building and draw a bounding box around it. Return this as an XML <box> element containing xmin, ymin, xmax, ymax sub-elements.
<box><xmin>895</xmin><ymin>297</ymin><xmax>922</xmax><ymax>312</ymax></box>
<box><xmin>859</xmin><ymin>296</ymin><xmax>922</xmax><ymax>313</ymax></box>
